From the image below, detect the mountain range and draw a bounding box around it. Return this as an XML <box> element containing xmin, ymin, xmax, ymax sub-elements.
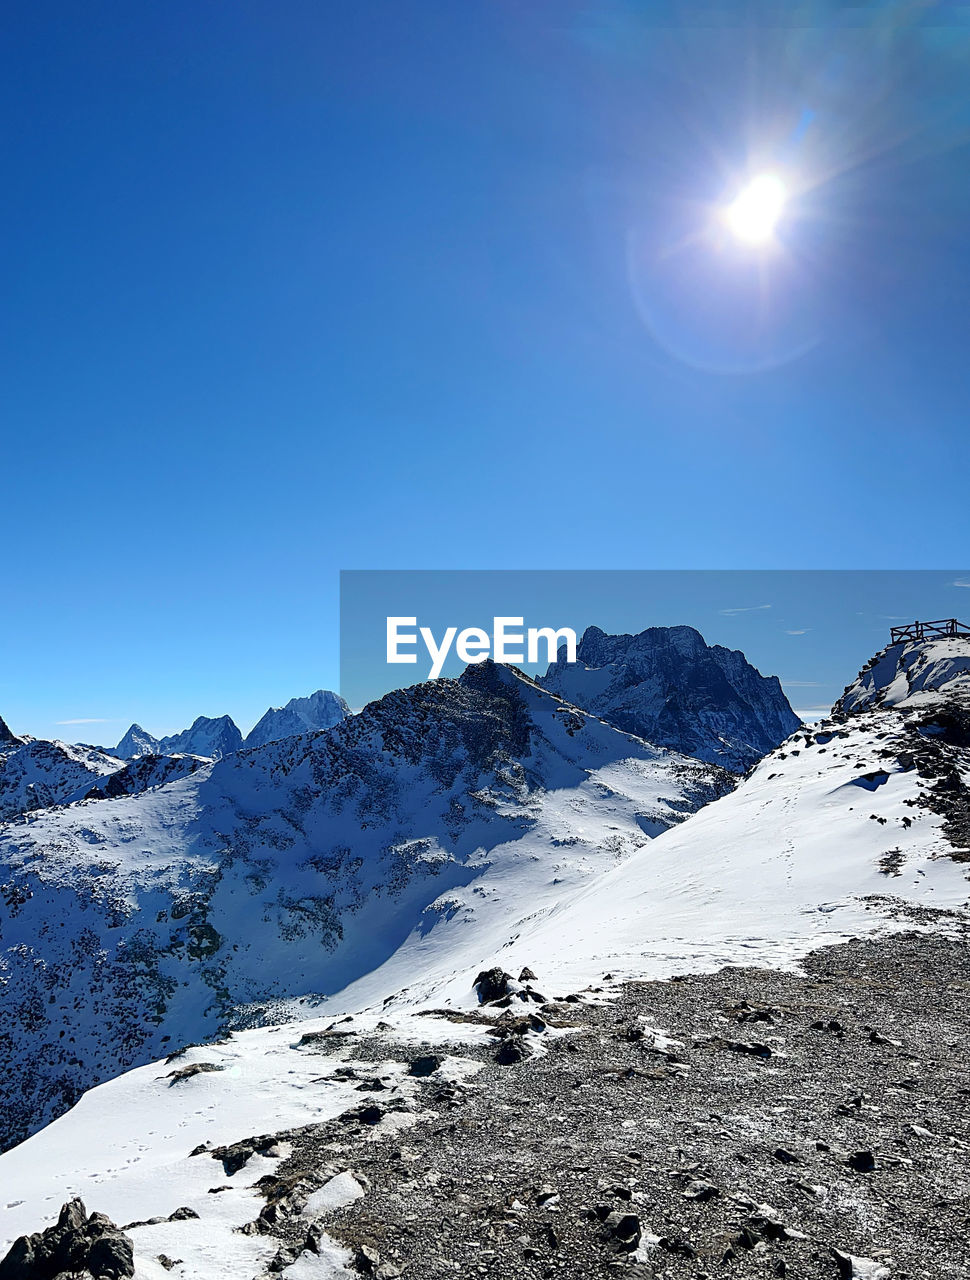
<box><xmin>101</xmin><ymin>690</ymin><xmax>351</xmax><ymax>761</ymax></box>
<box><xmin>1</xmin><ymin>626</ymin><xmax>967</xmax><ymax>1279</ymax></box>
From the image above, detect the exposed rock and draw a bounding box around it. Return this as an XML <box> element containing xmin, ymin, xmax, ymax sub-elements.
<box><xmin>0</xmin><ymin>1198</ymin><xmax>133</xmax><ymax>1280</ymax></box>
<box><xmin>406</xmin><ymin>1055</ymin><xmax>443</xmax><ymax>1078</ymax></box>
<box><xmin>474</xmin><ymin>967</ymin><xmax>513</xmax><ymax>1004</ymax></box>
<box><xmin>166</xmin><ymin>1062</ymin><xmax>224</xmax><ymax>1084</ymax></box>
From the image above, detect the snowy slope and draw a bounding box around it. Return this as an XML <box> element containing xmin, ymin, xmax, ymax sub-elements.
<box><xmin>0</xmin><ymin>663</ymin><xmax>729</xmax><ymax>1151</ymax></box>
<box><xmin>245</xmin><ymin>691</ymin><xmax>350</xmax><ymax>748</ymax></box>
<box><xmin>539</xmin><ymin>624</ymin><xmax>801</xmax><ymax>772</ymax></box>
<box><xmin>1</xmin><ymin>640</ymin><xmax>968</xmax><ymax>1280</ymax></box>
<box><xmin>838</xmin><ymin>635</ymin><xmax>970</xmax><ymax>713</ymax></box>
<box><xmin>0</xmin><ymin>737</ymin><xmax>123</xmax><ymax>822</ymax></box>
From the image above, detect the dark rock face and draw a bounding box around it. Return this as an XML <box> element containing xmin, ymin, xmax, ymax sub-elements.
<box><xmin>0</xmin><ymin>714</ymin><xmax>21</xmax><ymax>747</ymax></box>
<box><xmin>0</xmin><ymin>1198</ymin><xmax>134</xmax><ymax>1280</ymax></box>
<box><xmin>539</xmin><ymin>625</ymin><xmax>801</xmax><ymax>772</ymax></box>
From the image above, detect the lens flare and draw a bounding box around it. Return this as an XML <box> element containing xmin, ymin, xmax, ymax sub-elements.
<box><xmin>723</xmin><ymin>174</ymin><xmax>788</xmax><ymax>244</ymax></box>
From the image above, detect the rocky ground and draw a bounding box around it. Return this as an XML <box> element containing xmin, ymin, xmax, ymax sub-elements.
<box><xmin>234</xmin><ymin>918</ymin><xmax>970</xmax><ymax>1280</ymax></box>
<box><xmin>6</xmin><ymin>921</ymin><xmax>968</xmax><ymax>1280</ymax></box>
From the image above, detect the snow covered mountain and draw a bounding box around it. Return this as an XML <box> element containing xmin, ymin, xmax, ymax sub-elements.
<box><xmin>1</xmin><ymin>637</ymin><xmax>967</xmax><ymax>1280</ymax></box>
<box><xmin>107</xmin><ymin>717</ymin><xmax>242</xmax><ymax>761</ymax></box>
<box><xmin>0</xmin><ymin>663</ymin><xmax>729</xmax><ymax>1152</ymax></box>
<box><xmin>113</xmin><ymin>724</ymin><xmax>161</xmax><ymax>759</ymax></box>
<box><xmin>539</xmin><ymin>624</ymin><xmax>801</xmax><ymax>772</ymax></box>
<box><xmin>244</xmin><ymin>690</ymin><xmax>350</xmax><ymax>748</ymax></box>
<box><xmin>156</xmin><ymin>714</ymin><xmax>242</xmax><ymax>760</ymax></box>
<box><xmin>0</xmin><ymin>737</ymin><xmax>123</xmax><ymax>822</ymax></box>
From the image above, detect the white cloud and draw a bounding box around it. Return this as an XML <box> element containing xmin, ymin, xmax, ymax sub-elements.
<box><xmin>784</xmin><ymin>628</ymin><xmax>811</xmax><ymax>635</ymax></box>
<box><xmin>719</xmin><ymin>604</ymin><xmax>772</xmax><ymax>616</ymax></box>
<box><xmin>55</xmin><ymin>717</ymin><xmax>112</xmax><ymax>726</ymax></box>
<box><xmin>953</xmin><ymin>579</ymin><xmax>970</xmax><ymax>588</ymax></box>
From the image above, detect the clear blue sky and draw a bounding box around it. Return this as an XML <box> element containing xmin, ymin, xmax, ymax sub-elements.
<box><xmin>3</xmin><ymin>2</ymin><xmax>969</xmax><ymax>740</ymax></box>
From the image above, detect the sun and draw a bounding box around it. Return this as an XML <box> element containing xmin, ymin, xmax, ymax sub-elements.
<box><xmin>723</xmin><ymin>174</ymin><xmax>788</xmax><ymax>245</ymax></box>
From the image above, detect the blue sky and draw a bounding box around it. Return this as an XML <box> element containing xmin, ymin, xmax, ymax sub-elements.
<box><xmin>3</xmin><ymin>2</ymin><xmax>970</xmax><ymax>740</ymax></box>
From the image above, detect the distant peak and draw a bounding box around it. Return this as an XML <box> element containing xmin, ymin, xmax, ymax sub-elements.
<box><xmin>0</xmin><ymin>713</ymin><xmax>22</xmax><ymax>746</ymax></box>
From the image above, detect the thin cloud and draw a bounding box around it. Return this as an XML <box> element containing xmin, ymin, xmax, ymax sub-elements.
<box><xmin>719</xmin><ymin>604</ymin><xmax>772</xmax><ymax>616</ymax></box>
<box><xmin>782</xmin><ymin>680</ymin><xmax>822</xmax><ymax>687</ymax></box>
<box><xmin>784</xmin><ymin>628</ymin><xmax>811</xmax><ymax>635</ymax></box>
<box><xmin>55</xmin><ymin>717</ymin><xmax>112</xmax><ymax>725</ymax></box>
<box><xmin>953</xmin><ymin>579</ymin><xmax>970</xmax><ymax>588</ymax></box>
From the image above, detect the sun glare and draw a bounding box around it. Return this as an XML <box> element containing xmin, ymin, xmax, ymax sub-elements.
<box><xmin>723</xmin><ymin>173</ymin><xmax>788</xmax><ymax>245</ymax></box>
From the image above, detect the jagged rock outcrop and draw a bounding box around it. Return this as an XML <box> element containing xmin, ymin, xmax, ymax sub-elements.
<box><xmin>0</xmin><ymin>716</ymin><xmax>21</xmax><ymax>748</ymax></box>
<box><xmin>245</xmin><ymin>690</ymin><xmax>350</xmax><ymax>749</ymax></box>
<box><xmin>0</xmin><ymin>1198</ymin><xmax>133</xmax><ymax>1280</ymax></box>
<box><xmin>539</xmin><ymin>625</ymin><xmax>800</xmax><ymax>772</ymax></box>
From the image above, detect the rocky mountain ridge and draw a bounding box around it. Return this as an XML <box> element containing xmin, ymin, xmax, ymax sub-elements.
<box><xmin>539</xmin><ymin>624</ymin><xmax>801</xmax><ymax>772</ymax></box>
<box><xmin>102</xmin><ymin>690</ymin><xmax>351</xmax><ymax>761</ymax></box>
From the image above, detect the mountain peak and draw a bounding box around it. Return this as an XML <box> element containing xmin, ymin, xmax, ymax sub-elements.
<box><xmin>539</xmin><ymin>624</ymin><xmax>800</xmax><ymax>772</ymax></box>
<box><xmin>0</xmin><ymin>714</ymin><xmax>21</xmax><ymax>747</ymax></box>
<box><xmin>837</xmin><ymin>633</ymin><xmax>970</xmax><ymax>715</ymax></box>
<box><xmin>244</xmin><ymin>689</ymin><xmax>349</xmax><ymax>749</ymax></box>
<box><xmin>113</xmin><ymin>723</ymin><xmax>159</xmax><ymax>759</ymax></box>
<box><xmin>159</xmin><ymin>715</ymin><xmax>242</xmax><ymax>760</ymax></box>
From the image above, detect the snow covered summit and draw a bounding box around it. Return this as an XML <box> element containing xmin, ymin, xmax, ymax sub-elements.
<box><xmin>244</xmin><ymin>689</ymin><xmax>350</xmax><ymax>748</ymax></box>
<box><xmin>539</xmin><ymin>623</ymin><xmax>801</xmax><ymax>772</ymax></box>
<box><xmin>837</xmin><ymin>631</ymin><xmax>970</xmax><ymax>714</ymax></box>
<box><xmin>109</xmin><ymin>715</ymin><xmax>244</xmax><ymax>760</ymax></box>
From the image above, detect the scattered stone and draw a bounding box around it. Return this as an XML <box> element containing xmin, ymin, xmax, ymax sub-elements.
<box><xmin>847</xmin><ymin>1150</ymin><xmax>877</xmax><ymax>1173</ymax></box>
<box><xmin>832</xmin><ymin>1247</ymin><xmax>891</xmax><ymax>1279</ymax></box>
<box><xmin>407</xmin><ymin>1054</ymin><xmax>443</xmax><ymax>1078</ymax></box>
<box><xmin>211</xmin><ymin>1133</ymin><xmax>287</xmax><ymax>1176</ymax></box>
<box><xmin>165</xmin><ymin>1061</ymin><xmax>224</xmax><ymax>1084</ymax></box>
<box><xmin>474</xmin><ymin>967</ymin><xmax>512</xmax><ymax>1004</ymax></box>
<box><xmin>298</xmin><ymin>1028</ymin><xmax>355</xmax><ymax>1047</ymax></box>
<box><xmin>682</xmin><ymin>1179</ymin><xmax>719</xmax><ymax>1201</ymax></box>
<box><xmin>603</xmin><ymin>1211</ymin><xmax>641</xmax><ymax>1250</ymax></box>
<box><xmin>495</xmin><ymin>1037</ymin><xmax>531</xmax><ymax>1066</ymax></box>
<box><xmin>518</xmin><ymin>966</ymin><xmax>537</xmax><ymax>982</ymax></box>
<box><xmin>341</xmin><ymin>1103</ymin><xmax>386</xmax><ymax>1126</ymax></box>
<box><xmin>721</xmin><ymin>1039</ymin><xmax>772</xmax><ymax>1059</ymax></box>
